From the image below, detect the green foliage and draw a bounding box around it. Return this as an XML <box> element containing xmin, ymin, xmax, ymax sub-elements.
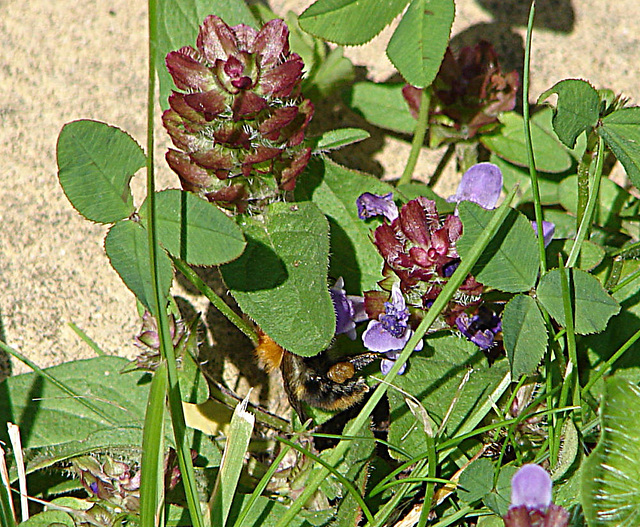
<box><xmin>299</xmin><ymin>0</ymin><xmax>409</xmax><ymax>45</ymax></box>
<box><xmin>387</xmin><ymin>335</ymin><xmax>510</xmax><ymax>460</ymax></box>
<box><xmin>546</xmin><ymin>239</ymin><xmax>605</xmax><ymax>271</ymax></box>
<box><xmin>104</xmin><ymin>220</ymin><xmax>173</xmax><ymax>315</ymax></box>
<box><xmin>139</xmin><ymin>189</ymin><xmax>246</xmax><ymax>266</ymax></box>
<box><xmin>457</xmin><ymin>202</ymin><xmax>540</xmax><ymax>293</ymax></box>
<box><xmin>295</xmin><ymin>157</ymin><xmax>392</xmax><ymax>293</ymax></box>
<box><xmin>0</xmin><ymin>357</ymin><xmax>156</xmax><ymax>450</ymax></box>
<box><xmin>502</xmin><ymin>294</ymin><xmax>548</xmax><ymax>377</ymax></box>
<box><xmin>457</xmin><ymin>457</ymin><xmax>494</xmax><ymax>504</ymax></box>
<box><xmin>221</xmin><ymin>201</ymin><xmax>335</xmax><ymax>356</ymax></box>
<box><xmin>386</xmin><ymin>0</ymin><xmax>455</xmax><ymax>88</ymax></box>
<box><xmin>19</xmin><ymin>511</ymin><xmax>75</xmax><ymax>527</ymax></box>
<box><xmin>484</xmin><ymin>465</ymin><xmax>517</xmax><ymax>516</ymax></box>
<box><xmin>559</xmin><ymin>175</ymin><xmax>633</xmax><ymax>229</ymax></box>
<box><xmin>345</xmin><ymin>82</ymin><xmax>416</xmax><ymax>134</ymax></box>
<box><xmin>312</xmin><ymin>128</ymin><xmax>371</xmax><ymax>153</ymax></box>
<box><xmin>57</xmin><ymin>120</ymin><xmax>144</xmax><ymax>224</ymax></box>
<box><xmin>480</xmin><ymin>111</ymin><xmax>574</xmax><ymax>173</ymax></box>
<box><xmin>539</xmin><ymin>79</ymin><xmax>600</xmax><ymax>148</ymax></box>
<box><xmin>537</xmin><ymin>268</ymin><xmax>620</xmax><ymax>335</ymax></box>
<box><xmin>581</xmin><ymin>377</ymin><xmax>640</xmax><ymax>526</ymax></box>
<box><xmin>597</xmin><ymin>107</ymin><xmax>640</xmax><ymax>190</ymax></box>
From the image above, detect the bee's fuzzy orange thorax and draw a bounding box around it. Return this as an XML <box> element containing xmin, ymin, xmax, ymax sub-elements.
<box><xmin>255</xmin><ymin>330</ymin><xmax>285</xmax><ymax>373</ymax></box>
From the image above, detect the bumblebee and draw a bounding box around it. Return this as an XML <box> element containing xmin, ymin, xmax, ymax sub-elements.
<box><xmin>255</xmin><ymin>330</ymin><xmax>378</xmax><ymax>422</ymax></box>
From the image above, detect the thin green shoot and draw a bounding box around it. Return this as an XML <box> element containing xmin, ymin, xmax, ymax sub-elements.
<box><xmin>146</xmin><ymin>0</ymin><xmax>202</xmax><ymax>523</ymax></box>
<box><xmin>398</xmin><ymin>89</ymin><xmax>431</xmax><ymax>186</ymax></box>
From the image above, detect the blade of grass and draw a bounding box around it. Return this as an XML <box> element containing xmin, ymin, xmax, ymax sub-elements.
<box><xmin>5</xmin><ymin>426</ymin><xmax>26</xmax><ymax>522</ymax></box>
<box><xmin>68</xmin><ymin>323</ymin><xmax>106</xmax><ymax>356</ymax></box>
<box><xmin>147</xmin><ymin>1</ymin><xmax>202</xmax><ymax>524</ymax></box>
<box><xmin>140</xmin><ymin>361</ymin><xmax>168</xmax><ymax>527</ymax></box>
<box><xmin>522</xmin><ymin>1</ymin><xmax>547</xmax><ymax>276</ymax></box>
<box><xmin>0</xmin><ymin>340</ymin><xmax>115</xmax><ymax>424</ymax></box>
<box><xmin>581</xmin><ymin>327</ymin><xmax>640</xmax><ymax>397</ymax></box>
<box><xmin>0</xmin><ymin>446</ymin><xmax>16</xmax><ymax>527</ymax></box>
<box><xmin>554</xmin><ymin>259</ymin><xmax>580</xmax><ymax>465</ymax></box>
<box><xmin>275</xmin><ymin>185</ymin><xmax>520</xmax><ymax>527</ymax></box>
<box><xmin>209</xmin><ymin>392</ymin><xmax>256</xmax><ymax>527</ymax></box>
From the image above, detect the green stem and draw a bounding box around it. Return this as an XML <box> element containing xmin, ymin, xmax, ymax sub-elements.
<box><xmin>566</xmin><ymin>135</ymin><xmax>605</xmax><ymax>268</ymax></box>
<box><xmin>611</xmin><ymin>240</ymin><xmax>640</xmax><ymax>258</ymax></box>
<box><xmin>610</xmin><ymin>265</ymin><xmax>640</xmax><ymax>294</ymax></box>
<box><xmin>575</xmin><ymin>131</ymin><xmax>597</xmax><ymax>227</ymax></box>
<box><xmin>416</xmin><ymin>434</ymin><xmax>437</xmax><ymax>527</ymax></box>
<box><xmin>367</xmin><ymin>460</ymin><xmax>428</xmax><ymax>527</ymax></box>
<box><xmin>398</xmin><ymin>89</ymin><xmax>430</xmax><ymax>186</ymax></box>
<box><xmin>581</xmin><ymin>327</ymin><xmax>640</xmax><ymax>397</ymax></box>
<box><xmin>172</xmin><ymin>256</ymin><xmax>258</xmax><ymax>343</ymax></box>
<box><xmin>146</xmin><ymin>1</ymin><xmax>202</xmax><ymax>525</ymax></box>
<box><xmin>522</xmin><ymin>1</ymin><xmax>547</xmax><ymax>276</ymax></box>
<box><xmin>275</xmin><ymin>186</ymin><xmax>519</xmax><ymax>527</ymax></box>
<box><xmin>555</xmin><ymin>261</ymin><xmax>579</xmax><ymax>455</ymax></box>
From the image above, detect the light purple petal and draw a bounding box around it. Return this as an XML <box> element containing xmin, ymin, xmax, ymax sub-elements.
<box><xmin>531</xmin><ymin>221</ymin><xmax>555</xmax><ymax>248</ymax></box>
<box><xmin>357</xmin><ymin>192</ymin><xmax>399</xmax><ymax>221</ymax></box>
<box><xmin>362</xmin><ymin>320</ymin><xmax>409</xmax><ymax>352</ymax></box>
<box><xmin>380</xmin><ymin>351</ymin><xmax>407</xmax><ymax>375</ymax></box>
<box><xmin>446</xmin><ymin>163</ymin><xmax>503</xmax><ymax>209</ymax></box>
<box><xmin>510</xmin><ymin>464</ymin><xmax>552</xmax><ymax>511</ymax></box>
<box><xmin>330</xmin><ymin>277</ymin><xmax>361</xmax><ymax>340</ymax></box>
<box><xmin>362</xmin><ymin>321</ymin><xmax>423</xmax><ymax>354</ymax></box>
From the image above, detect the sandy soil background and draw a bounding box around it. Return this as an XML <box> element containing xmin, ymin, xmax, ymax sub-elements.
<box><xmin>1</xmin><ymin>0</ymin><xmax>639</xmax><ymax>382</ymax></box>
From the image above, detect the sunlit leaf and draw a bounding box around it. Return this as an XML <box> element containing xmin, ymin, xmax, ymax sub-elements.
<box><xmin>104</xmin><ymin>220</ymin><xmax>173</xmax><ymax>314</ymax></box>
<box><xmin>139</xmin><ymin>190</ymin><xmax>246</xmax><ymax>266</ymax></box>
<box><xmin>458</xmin><ymin>202</ymin><xmax>539</xmax><ymax>293</ymax></box>
<box><xmin>299</xmin><ymin>0</ymin><xmax>409</xmax><ymax>45</ymax></box>
<box><xmin>537</xmin><ymin>268</ymin><xmax>620</xmax><ymax>335</ymax></box>
<box><xmin>57</xmin><ymin>120</ymin><xmax>144</xmax><ymax>223</ymax></box>
<box><xmin>598</xmin><ymin>107</ymin><xmax>640</xmax><ymax>190</ymax></box>
<box><xmin>387</xmin><ymin>0</ymin><xmax>454</xmax><ymax>88</ymax></box>
<box><xmin>220</xmin><ymin>201</ymin><xmax>334</xmax><ymax>356</ymax></box>
<box><xmin>502</xmin><ymin>294</ymin><xmax>547</xmax><ymax>377</ymax></box>
<box><xmin>538</xmin><ymin>79</ymin><xmax>600</xmax><ymax>148</ymax></box>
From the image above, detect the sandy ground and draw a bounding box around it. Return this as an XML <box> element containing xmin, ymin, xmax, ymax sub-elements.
<box><xmin>1</xmin><ymin>0</ymin><xmax>640</xmax><ymax>381</ymax></box>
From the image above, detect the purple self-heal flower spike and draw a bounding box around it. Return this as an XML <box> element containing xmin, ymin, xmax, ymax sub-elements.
<box><xmin>357</xmin><ymin>192</ymin><xmax>399</xmax><ymax>221</ymax></box>
<box><xmin>510</xmin><ymin>464</ymin><xmax>552</xmax><ymax>511</ymax></box>
<box><xmin>446</xmin><ymin>162</ymin><xmax>503</xmax><ymax>209</ymax></box>
<box><xmin>531</xmin><ymin>221</ymin><xmax>555</xmax><ymax>248</ymax></box>
<box><xmin>330</xmin><ymin>277</ymin><xmax>365</xmax><ymax>340</ymax></box>
<box><xmin>362</xmin><ymin>284</ymin><xmax>423</xmax><ymax>374</ymax></box>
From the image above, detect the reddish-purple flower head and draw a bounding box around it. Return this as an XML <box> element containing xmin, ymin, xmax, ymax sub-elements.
<box><xmin>163</xmin><ymin>15</ymin><xmax>313</xmax><ymax>212</ymax></box>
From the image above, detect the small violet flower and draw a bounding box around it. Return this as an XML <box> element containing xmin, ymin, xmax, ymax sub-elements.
<box><xmin>330</xmin><ymin>277</ymin><xmax>366</xmax><ymax>340</ymax></box>
<box><xmin>356</xmin><ymin>192</ymin><xmax>399</xmax><ymax>222</ymax></box>
<box><xmin>447</xmin><ymin>162</ymin><xmax>503</xmax><ymax>210</ymax></box>
<box><xmin>455</xmin><ymin>305</ymin><xmax>501</xmax><ymax>350</ymax></box>
<box><xmin>362</xmin><ymin>284</ymin><xmax>423</xmax><ymax>374</ymax></box>
<box><xmin>503</xmin><ymin>464</ymin><xmax>570</xmax><ymax>527</ymax></box>
<box><xmin>531</xmin><ymin>221</ymin><xmax>555</xmax><ymax>248</ymax></box>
